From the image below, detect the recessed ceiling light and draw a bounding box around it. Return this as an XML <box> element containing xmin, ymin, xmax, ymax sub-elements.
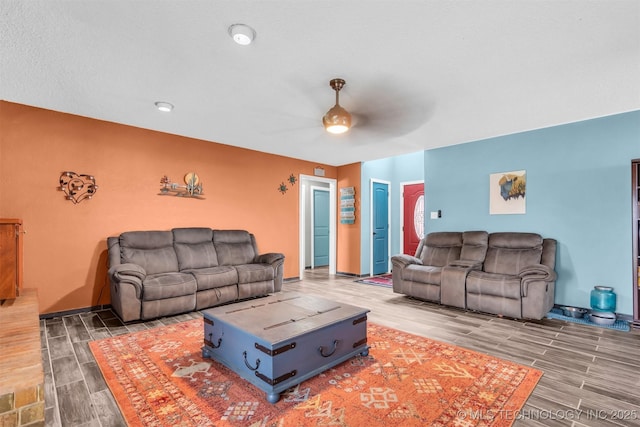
<box><xmin>155</xmin><ymin>101</ymin><xmax>174</xmax><ymax>112</ymax></box>
<box><xmin>228</xmin><ymin>24</ymin><xmax>256</xmax><ymax>45</ymax></box>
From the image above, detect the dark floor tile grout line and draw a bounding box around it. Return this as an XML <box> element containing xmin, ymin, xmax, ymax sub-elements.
<box><xmin>42</xmin><ymin>321</ymin><xmax>61</xmax><ymax>427</ymax></box>
<box><xmin>78</xmin><ymin>313</ymin><xmax>109</xmax><ymax>427</ymax></box>
<box><xmin>46</xmin><ymin>312</ymin><xmax>112</xmax><ymax>427</ymax></box>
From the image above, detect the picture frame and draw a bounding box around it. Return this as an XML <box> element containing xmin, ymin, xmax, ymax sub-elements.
<box><xmin>489</xmin><ymin>170</ymin><xmax>526</xmax><ymax>215</ymax></box>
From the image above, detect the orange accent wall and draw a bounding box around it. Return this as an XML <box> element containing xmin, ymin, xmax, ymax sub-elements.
<box><xmin>0</xmin><ymin>101</ymin><xmax>339</xmax><ymax>314</ymax></box>
<box><xmin>336</xmin><ymin>162</ymin><xmax>361</xmax><ymax>275</ymax></box>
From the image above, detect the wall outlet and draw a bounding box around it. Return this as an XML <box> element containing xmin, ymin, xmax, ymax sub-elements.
<box><xmin>430</xmin><ymin>211</ymin><xmax>438</xmax><ymax>219</ymax></box>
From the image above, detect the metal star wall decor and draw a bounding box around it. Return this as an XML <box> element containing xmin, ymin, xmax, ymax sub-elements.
<box><xmin>278</xmin><ymin>182</ymin><xmax>288</xmax><ymax>195</ymax></box>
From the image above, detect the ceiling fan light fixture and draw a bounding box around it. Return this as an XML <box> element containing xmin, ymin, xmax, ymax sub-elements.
<box><xmin>323</xmin><ymin>78</ymin><xmax>351</xmax><ymax>134</ymax></box>
<box><xmin>323</xmin><ymin>105</ymin><xmax>352</xmax><ymax>134</ymax></box>
<box><xmin>228</xmin><ymin>24</ymin><xmax>256</xmax><ymax>45</ymax></box>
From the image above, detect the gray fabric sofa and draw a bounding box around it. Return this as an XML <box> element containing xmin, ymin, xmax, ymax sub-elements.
<box><xmin>107</xmin><ymin>228</ymin><xmax>285</xmax><ymax>322</ymax></box>
<box><xmin>391</xmin><ymin>231</ymin><xmax>557</xmax><ymax>320</ymax></box>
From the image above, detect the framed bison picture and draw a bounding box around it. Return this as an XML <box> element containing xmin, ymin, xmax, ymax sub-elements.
<box><xmin>490</xmin><ymin>170</ymin><xmax>526</xmax><ymax>214</ymax></box>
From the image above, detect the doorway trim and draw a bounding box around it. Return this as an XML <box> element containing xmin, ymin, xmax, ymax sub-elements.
<box><xmin>369</xmin><ymin>178</ymin><xmax>391</xmax><ymax>276</ymax></box>
<box><xmin>309</xmin><ymin>185</ymin><xmax>330</xmax><ymax>269</ymax></box>
<box><xmin>399</xmin><ymin>180</ymin><xmax>424</xmax><ymax>255</ymax></box>
<box><xmin>299</xmin><ymin>174</ymin><xmax>337</xmax><ymax>278</ymax></box>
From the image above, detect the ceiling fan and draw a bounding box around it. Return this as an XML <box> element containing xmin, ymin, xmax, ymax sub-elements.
<box><xmin>319</xmin><ymin>77</ymin><xmax>432</xmax><ymax>141</ymax></box>
<box><xmin>259</xmin><ymin>77</ymin><xmax>431</xmax><ymax>143</ymax></box>
<box><xmin>322</xmin><ymin>78</ymin><xmax>352</xmax><ymax>134</ymax></box>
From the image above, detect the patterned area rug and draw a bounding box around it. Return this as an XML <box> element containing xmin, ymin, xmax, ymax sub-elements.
<box><xmin>354</xmin><ymin>273</ymin><xmax>393</xmax><ymax>287</ymax></box>
<box><xmin>90</xmin><ymin>319</ymin><xmax>541</xmax><ymax>426</ymax></box>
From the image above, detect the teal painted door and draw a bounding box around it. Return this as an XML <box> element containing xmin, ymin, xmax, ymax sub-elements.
<box><xmin>372</xmin><ymin>182</ymin><xmax>389</xmax><ymax>275</ymax></box>
<box><xmin>313</xmin><ymin>189</ymin><xmax>330</xmax><ymax>267</ymax></box>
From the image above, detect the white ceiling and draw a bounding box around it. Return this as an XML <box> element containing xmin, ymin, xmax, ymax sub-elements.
<box><xmin>2</xmin><ymin>1</ymin><xmax>639</xmax><ymax>166</ymax></box>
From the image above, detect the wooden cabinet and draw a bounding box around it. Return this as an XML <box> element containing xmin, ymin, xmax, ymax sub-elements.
<box><xmin>633</xmin><ymin>161</ymin><xmax>640</xmax><ymax>328</ymax></box>
<box><xmin>0</xmin><ymin>218</ymin><xmax>23</xmax><ymax>301</ymax></box>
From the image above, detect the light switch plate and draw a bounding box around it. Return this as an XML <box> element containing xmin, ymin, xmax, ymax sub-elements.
<box><xmin>430</xmin><ymin>211</ymin><xmax>438</xmax><ymax>219</ymax></box>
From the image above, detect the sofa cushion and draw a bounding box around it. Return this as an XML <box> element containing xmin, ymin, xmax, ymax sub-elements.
<box><xmin>422</xmin><ymin>246</ymin><xmax>461</xmax><ymax>267</ymax></box>
<box><xmin>460</xmin><ymin>231</ymin><xmax>488</xmax><ymax>262</ymax></box>
<box><xmin>404</xmin><ymin>264</ymin><xmax>442</xmax><ymax>285</ymax></box>
<box><xmin>466</xmin><ymin>271</ymin><xmax>522</xmax><ymax>299</ymax></box>
<box><xmin>172</xmin><ymin>228</ymin><xmax>219</xmax><ymax>270</ymax></box>
<box><xmin>120</xmin><ymin>231</ymin><xmax>178</xmax><ymax>274</ymax></box>
<box><xmin>213</xmin><ymin>230</ymin><xmax>256</xmax><ymax>265</ymax></box>
<box><xmin>419</xmin><ymin>232</ymin><xmax>462</xmax><ymax>267</ymax></box>
<box><xmin>172</xmin><ymin>227</ymin><xmax>213</xmax><ymax>244</ymax></box>
<box><xmin>424</xmin><ymin>231</ymin><xmax>463</xmax><ymax>247</ymax></box>
<box><xmin>484</xmin><ymin>233</ymin><xmax>543</xmax><ymax>275</ymax></box>
<box><xmin>184</xmin><ymin>266</ymin><xmax>238</xmax><ymax>291</ymax></box>
<box><xmin>235</xmin><ymin>264</ymin><xmax>274</xmax><ymax>284</ymax></box>
<box><xmin>175</xmin><ymin>242</ymin><xmax>219</xmax><ymax>270</ymax></box>
<box><xmin>142</xmin><ymin>273</ymin><xmax>197</xmax><ymax>301</ymax></box>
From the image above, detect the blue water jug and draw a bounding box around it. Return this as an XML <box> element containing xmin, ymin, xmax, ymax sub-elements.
<box><xmin>590</xmin><ymin>286</ymin><xmax>616</xmax><ymax>312</ymax></box>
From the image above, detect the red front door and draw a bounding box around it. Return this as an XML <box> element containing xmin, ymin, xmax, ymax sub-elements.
<box><xmin>403</xmin><ymin>183</ymin><xmax>424</xmax><ymax>255</ymax></box>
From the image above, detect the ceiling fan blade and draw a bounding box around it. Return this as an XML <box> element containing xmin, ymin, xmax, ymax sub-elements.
<box><xmin>251</xmin><ymin>76</ymin><xmax>433</xmax><ymax>140</ymax></box>
<box><xmin>345</xmin><ymin>78</ymin><xmax>433</xmax><ymax>137</ymax></box>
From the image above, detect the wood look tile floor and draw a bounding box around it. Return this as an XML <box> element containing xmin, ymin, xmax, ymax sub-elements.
<box><xmin>41</xmin><ymin>269</ymin><xmax>640</xmax><ymax>427</ymax></box>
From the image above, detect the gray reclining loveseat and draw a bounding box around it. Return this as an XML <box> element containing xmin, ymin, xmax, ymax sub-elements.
<box><xmin>107</xmin><ymin>228</ymin><xmax>285</xmax><ymax>322</ymax></box>
<box><xmin>391</xmin><ymin>231</ymin><xmax>557</xmax><ymax>320</ymax></box>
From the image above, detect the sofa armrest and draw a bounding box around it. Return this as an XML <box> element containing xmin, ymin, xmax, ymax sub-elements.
<box><xmin>447</xmin><ymin>260</ymin><xmax>483</xmax><ymax>269</ymax></box>
<box><xmin>108</xmin><ymin>263</ymin><xmax>146</xmax><ymax>299</ymax></box>
<box><xmin>391</xmin><ymin>254</ymin><xmax>422</xmax><ymax>269</ymax></box>
<box><xmin>257</xmin><ymin>253</ymin><xmax>285</xmax><ymax>292</ymax></box>
<box><xmin>257</xmin><ymin>252</ymin><xmax>285</xmax><ymax>266</ymax></box>
<box><xmin>519</xmin><ymin>264</ymin><xmax>557</xmax><ymax>297</ymax></box>
<box><xmin>519</xmin><ymin>264</ymin><xmax>556</xmax><ymax>281</ymax></box>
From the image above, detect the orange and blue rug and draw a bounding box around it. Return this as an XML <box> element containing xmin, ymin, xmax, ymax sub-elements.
<box><xmin>90</xmin><ymin>319</ymin><xmax>541</xmax><ymax>426</ymax></box>
<box><xmin>354</xmin><ymin>274</ymin><xmax>393</xmax><ymax>287</ymax></box>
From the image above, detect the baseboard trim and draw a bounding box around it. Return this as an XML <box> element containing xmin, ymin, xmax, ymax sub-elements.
<box><xmin>336</xmin><ymin>271</ymin><xmax>370</xmax><ymax>278</ymax></box>
<box><xmin>40</xmin><ymin>304</ymin><xmax>112</xmax><ymax>320</ymax></box>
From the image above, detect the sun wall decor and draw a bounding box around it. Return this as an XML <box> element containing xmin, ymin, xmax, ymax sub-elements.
<box><xmin>277</xmin><ymin>173</ymin><xmax>297</xmax><ymax>195</ymax></box>
<box><xmin>277</xmin><ymin>182</ymin><xmax>288</xmax><ymax>195</ymax></box>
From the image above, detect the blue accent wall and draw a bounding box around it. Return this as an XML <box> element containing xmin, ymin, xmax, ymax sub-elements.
<box><xmin>361</xmin><ymin>151</ymin><xmax>424</xmax><ymax>275</ymax></box>
<box><xmin>424</xmin><ymin>111</ymin><xmax>640</xmax><ymax>315</ymax></box>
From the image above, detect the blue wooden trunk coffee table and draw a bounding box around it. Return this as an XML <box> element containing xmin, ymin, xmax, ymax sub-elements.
<box><xmin>201</xmin><ymin>292</ymin><xmax>370</xmax><ymax>403</ymax></box>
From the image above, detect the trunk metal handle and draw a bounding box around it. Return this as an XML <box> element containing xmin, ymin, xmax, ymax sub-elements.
<box><xmin>319</xmin><ymin>340</ymin><xmax>339</xmax><ymax>357</ymax></box>
<box><xmin>243</xmin><ymin>351</ymin><xmax>260</xmax><ymax>371</ymax></box>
